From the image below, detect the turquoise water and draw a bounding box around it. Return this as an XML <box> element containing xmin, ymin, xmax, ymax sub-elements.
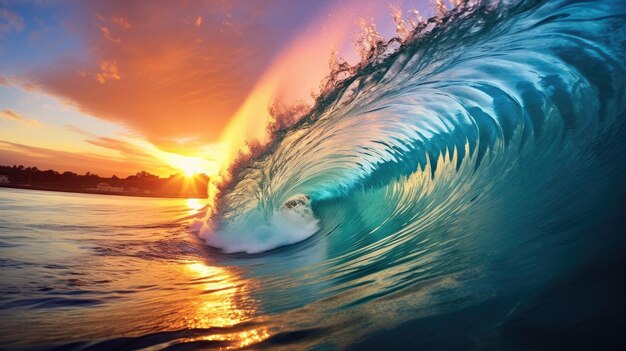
<box><xmin>3</xmin><ymin>0</ymin><xmax>626</xmax><ymax>349</ymax></box>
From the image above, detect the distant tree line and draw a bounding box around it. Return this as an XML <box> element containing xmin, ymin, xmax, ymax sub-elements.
<box><xmin>0</xmin><ymin>165</ymin><xmax>209</xmax><ymax>198</ymax></box>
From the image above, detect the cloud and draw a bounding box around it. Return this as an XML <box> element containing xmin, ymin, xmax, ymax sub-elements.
<box><xmin>94</xmin><ymin>60</ymin><xmax>121</xmax><ymax>84</ymax></box>
<box><xmin>0</xmin><ymin>140</ymin><xmax>174</xmax><ymax>177</ymax></box>
<box><xmin>0</xmin><ymin>8</ymin><xmax>25</xmax><ymax>38</ymax></box>
<box><xmin>111</xmin><ymin>16</ymin><xmax>131</xmax><ymax>29</ymax></box>
<box><xmin>0</xmin><ymin>75</ymin><xmax>10</xmax><ymax>85</ymax></box>
<box><xmin>1</xmin><ymin>109</ymin><xmax>24</xmax><ymax>121</ymax></box>
<box><xmin>1</xmin><ymin>109</ymin><xmax>43</xmax><ymax>127</ymax></box>
<box><xmin>64</xmin><ymin>124</ymin><xmax>96</xmax><ymax>136</ymax></box>
<box><xmin>86</xmin><ymin>136</ymin><xmax>152</xmax><ymax>158</ymax></box>
<box><xmin>100</xmin><ymin>26</ymin><xmax>121</xmax><ymax>43</ymax></box>
<box><xmin>22</xmin><ymin>0</ymin><xmax>331</xmax><ymax>152</ymax></box>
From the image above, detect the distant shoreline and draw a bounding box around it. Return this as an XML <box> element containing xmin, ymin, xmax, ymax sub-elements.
<box><xmin>0</xmin><ymin>184</ymin><xmax>206</xmax><ymax>199</ymax></box>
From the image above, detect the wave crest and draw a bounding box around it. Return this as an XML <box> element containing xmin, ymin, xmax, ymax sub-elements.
<box><xmin>196</xmin><ymin>0</ymin><xmax>626</xmax><ymax>254</ymax></box>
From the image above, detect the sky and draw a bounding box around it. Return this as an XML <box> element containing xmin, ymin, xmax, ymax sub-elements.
<box><xmin>0</xmin><ymin>0</ymin><xmax>435</xmax><ymax>177</ymax></box>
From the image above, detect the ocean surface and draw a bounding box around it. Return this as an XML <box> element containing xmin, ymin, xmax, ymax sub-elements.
<box><xmin>3</xmin><ymin>0</ymin><xmax>626</xmax><ymax>349</ymax></box>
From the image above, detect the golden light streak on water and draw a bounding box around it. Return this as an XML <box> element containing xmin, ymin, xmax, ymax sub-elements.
<box><xmin>186</xmin><ymin>198</ymin><xmax>206</xmax><ymax>215</ymax></box>
<box><xmin>181</xmin><ymin>261</ymin><xmax>271</xmax><ymax>348</ymax></box>
<box><xmin>181</xmin><ymin>329</ymin><xmax>272</xmax><ymax>349</ymax></box>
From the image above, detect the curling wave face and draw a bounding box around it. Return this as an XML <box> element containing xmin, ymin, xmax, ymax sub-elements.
<box><xmin>199</xmin><ymin>0</ymin><xmax>626</xmax><ymax>257</ymax></box>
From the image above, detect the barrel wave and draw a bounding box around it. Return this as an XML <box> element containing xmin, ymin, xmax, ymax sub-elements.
<box><xmin>199</xmin><ymin>0</ymin><xmax>626</xmax><ymax>254</ymax></box>
<box><xmin>194</xmin><ymin>0</ymin><xmax>626</xmax><ymax>347</ymax></box>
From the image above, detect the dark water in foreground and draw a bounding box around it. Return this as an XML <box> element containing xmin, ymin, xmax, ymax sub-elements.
<box><xmin>0</xmin><ymin>187</ymin><xmax>624</xmax><ymax>350</ymax></box>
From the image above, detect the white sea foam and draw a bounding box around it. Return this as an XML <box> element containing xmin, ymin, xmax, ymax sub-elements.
<box><xmin>197</xmin><ymin>194</ymin><xmax>319</xmax><ymax>253</ymax></box>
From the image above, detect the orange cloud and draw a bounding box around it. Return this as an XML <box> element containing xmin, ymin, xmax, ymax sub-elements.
<box><xmin>28</xmin><ymin>1</ymin><xmax>298</xmax><ymax>154</ymax></box>
<box><xmin>64</xmin><ymin>124</ymin><xmax>96</xmax><ymax>137</ymax></box>
<box><xmin>0</xmin><ymin>140</ymin><xmax>173</xmax><ymax>177</ymax></box>
<box><xmin>100</xmin><ymin>26</ymin><xmax>121</xmax><ymax>43</ymax></box>
<box><xmin>94</xmin><ymin>60</ymin><xmax>121</xmax><ymax>84</ymax></box>
<box><xmin>1</xmin><ymin>109</ymin><xmax>43</xmax><ymax>127</ymax></box>
<box><xmin>86</xmin><ymin>136</ymin><xmax>150</xmax><ymax>156</ymax></box>
<box><xmin>111</xmin><ymin>16</ymin><xmax>131</xmax><ymax>29</ymax></box>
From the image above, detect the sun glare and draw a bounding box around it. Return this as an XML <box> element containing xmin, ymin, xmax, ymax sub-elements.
<box><xmin>160</xmin><ymin>153</ymin><xmax>208</xmax><ymax>177</ymax></box>
<box><xmin>138</xmin><ymin>141</ymin><xmax>225</xmax><ymax>178</ymax></box>
<box><xmin>182</xmin><ymin>166</ymin><xmax>197</xmax><ymax>177</ymax></box>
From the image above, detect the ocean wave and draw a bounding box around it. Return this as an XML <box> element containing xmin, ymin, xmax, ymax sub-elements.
<box><xmin>196</xmin><ymin>0</ymin><xmax>626</xmax><ymax>254</ymax></box>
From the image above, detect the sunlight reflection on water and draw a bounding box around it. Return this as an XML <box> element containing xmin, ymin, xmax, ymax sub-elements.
<box><xmin>185</xmin><ymin>198</ymin><xmax>206</xmax><ymax>215</ymax></box>
<box><xmin>0</xmin><ymin>189</ymin><xmax>274</xmax><ymax>350</ymax></box>
<box><xmin>181</xmin><ymin>261</ymin><xmax>270</xmax><ymax>348</ymax></box>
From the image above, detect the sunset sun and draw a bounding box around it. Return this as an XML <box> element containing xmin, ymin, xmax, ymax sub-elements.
<box><xmin>158</xmin><ymin>152</ymin><xmax>213</xmax><ymax>178</ymax></box>
<box><xmin>181</xmin><ymin>166</ymin><xmax>197</xmax><ymax>177</ymax></box>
